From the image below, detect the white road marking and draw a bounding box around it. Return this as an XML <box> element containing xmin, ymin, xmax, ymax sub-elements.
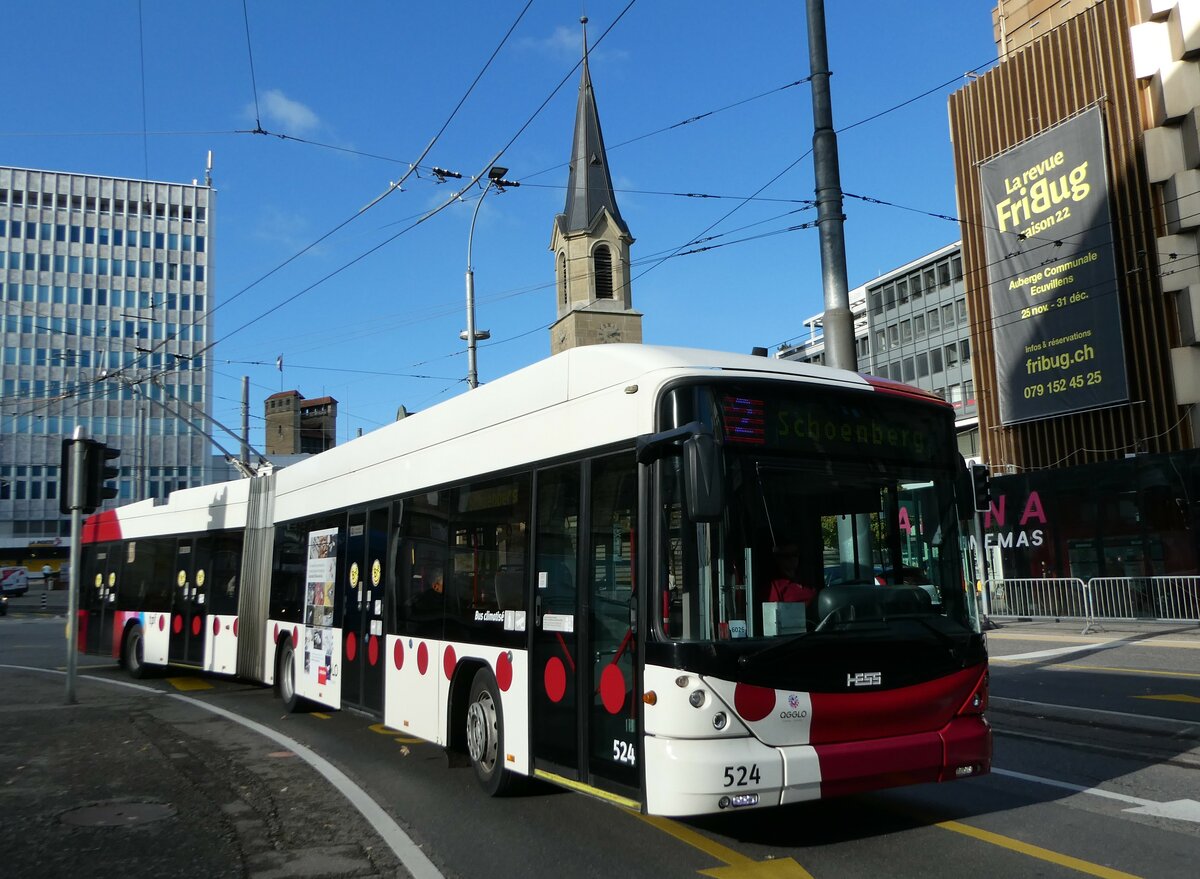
<box><xmin>990</xmin><ymin>696</ymin><xmax>1200</xmax><ymax>731</ymax></box>
<box><xmin>991</xmin><ymin>639</ymin><xmax>1125</xmax><ymax>661</ymax></box>
<box><xmin>993</xmin><ymin>767</ymin><xmax>1200</xmax><ymax>823</ymax></box>
<box><xmin>1</xmin><ymin>665</ymin><xmax>444</xmax><ymax>879</ymax></box>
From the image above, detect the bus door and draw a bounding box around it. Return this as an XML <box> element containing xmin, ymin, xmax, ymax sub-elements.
<box><xmin>84</xmin><ymin>544</ymin><xmax>118</xmax><ymax>656</ymax></box>
<box><xmin>169</xmin><ymin>539</ymin><xmax>207</xmax><ymax>666</ymax></box>
<box><xmin>532</xmin><ymin>456</ymin><xmax>640</xmax><ymax>795</ymax></box>
<box><xmin>342</xmin><ymin>506</ymin><xmax>389</xmax><ymax>714</ymax></box>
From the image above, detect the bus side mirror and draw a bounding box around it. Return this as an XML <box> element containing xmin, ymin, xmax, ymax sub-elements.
<box><xmin>683</xmin><ymin>433</ymin><xmax>724</xmax><ymax>522</ymax></box>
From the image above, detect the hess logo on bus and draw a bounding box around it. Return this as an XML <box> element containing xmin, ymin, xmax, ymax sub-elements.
<box><xmin>847</xmin><ymin>672</ymin><xmax>882</xmax><ymax>687</ymax></box>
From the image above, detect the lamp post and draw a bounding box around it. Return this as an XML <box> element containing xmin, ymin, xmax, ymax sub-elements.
<box><xmin>464</xmin><ymin>165</ymin><xmax>518</xmax><ymax>389</ymax></box>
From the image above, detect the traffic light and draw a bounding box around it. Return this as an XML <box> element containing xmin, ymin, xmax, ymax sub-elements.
<box><xmin>59</xmin><ymin>438</ymin><xmax>74</xmax><ymax>516</ymax></box>
<box><xmin>971</xmin><ymin>463</ymin><xmax>991</xmax><ymax>512</ymax></box>
<box><xmin>83</xmin><ymin>440</ymin><xmax>120</xmax><ymax>512</ymax></box>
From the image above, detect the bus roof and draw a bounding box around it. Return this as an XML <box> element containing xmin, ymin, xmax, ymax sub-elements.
<box><xmin>84</xmin><ymin>344</ymin><xmax>945</xmax><ymax>541</ymax></box>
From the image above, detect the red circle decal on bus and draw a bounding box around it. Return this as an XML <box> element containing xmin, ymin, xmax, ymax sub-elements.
<box><xmin>212</xmin><ymin>617</ymin><xmax>220</xmax><ymax>637</ymax></box>
<box><xmin>368</xmin><ymin>635</ymin><xmax>379</xmax><ymax>666</ymax></box>
<box><xmin>292</xmin><ymin>626</ymin><xmax>298</xmax><ymax>647</ymax></box>
<box><xmin>544</xmin><ymin>657</ymin><xmax>566</xmax><ymax>703</ymax></box>
<box><xmin>393</xmin><ymin>639</ymin><xmax>404</xmax><ymax>670</ymax></box>
<box><xmin>192</xmin><ymin>615</ymin><xmax>202</xmax><ymax>636</ymax></box>
<box><xmin>233</xmin><ymin>618</ymin><xmax>239</xmax><ymax>638</ymax></box>
<box><xmin>273</xmin><ymin>623</ymin><xmax>279</xmax><ymax>642</ymax></box>
<box><xmin>346</xmin><ymin>631</ymin><xmax>357</xmax><ymax>662</ymax></box>
<box><xmin>733</xmin><ymin>683</ymin><xmax>776</xmax><ymax>722</ymax></box>
<box><xmin>496</xmin><ymin>652</ymin><xmax>513</xmax><ymax>691</ymax></box>
<box><xmin>159</xmin><ymin>615</ymin><xmax>166</xmax><ymax>632</ymax></box>
<box><xmin>600</xmin><ymin>664</ymin><xmax>626</xmax><ymax>714</ymax></box>
<box><xmin>443</xmin><ymin>645</ymin><xmax>456</xmax><ymax>681</ymax></box>
<box><xmin>417</xmin><ymin>642</ymin><xmax>429</xmax><ymax>675</ymax></box>
<box><xmin>173</xmin><ymin>615</ymin><xmax>183</xmax><ymax>634</ymax></box>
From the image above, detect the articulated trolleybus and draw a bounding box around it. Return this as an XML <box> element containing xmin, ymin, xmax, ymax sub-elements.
<box><xmin>79</xmin><ymin>345</ymin><xmax>990</xmax><ymax>816</ymax></box>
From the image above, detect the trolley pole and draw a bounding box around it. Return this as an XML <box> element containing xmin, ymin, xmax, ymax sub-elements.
<box><xmin>806</xmin><ymin>0</ymin><xmax>856</xmax><ymax>372</ymax></box>
<box><xmin>65</xmin><ymin>427</ymin><xmax>84</xmax><ymax>704</ymax></box>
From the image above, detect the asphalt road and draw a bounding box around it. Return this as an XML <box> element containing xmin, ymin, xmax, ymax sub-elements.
<box><xmin>2</xmin><ymin>596</ymin><xmax>1198</xmax><ymax>878</ymax></box>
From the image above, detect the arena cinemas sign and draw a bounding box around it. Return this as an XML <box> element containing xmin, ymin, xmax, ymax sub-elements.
<box><xmin>979</xmin><ymin>106</ymin><xmax>1129</xmax><ymax>425</ymax></box>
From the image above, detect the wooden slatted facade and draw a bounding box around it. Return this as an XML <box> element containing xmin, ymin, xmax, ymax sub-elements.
<box><xmin>948</xmin><ymin>0</ymin><xmax>1192</xmax><ymax>473</ymax></box>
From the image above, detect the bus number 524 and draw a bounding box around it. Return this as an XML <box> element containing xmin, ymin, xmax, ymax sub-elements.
<box><xmin>723</xmin><ymin>764</ymin><xmax>761</xmax><ymax>787</ymax></box>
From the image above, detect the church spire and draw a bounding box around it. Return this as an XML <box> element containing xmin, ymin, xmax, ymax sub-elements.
<box><xmin>548</xmin><ymin>16</ymin><xmax>641</xmax><ymax>355</ymax></box>
<box><xmin>561</xmin><ymin>16</ymin><xmax>629</xmax><ymax>236</ymax></box>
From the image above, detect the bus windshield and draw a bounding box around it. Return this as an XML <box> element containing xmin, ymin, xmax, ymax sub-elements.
<box><xmin>656</xmin><ymin>383</ymin><xmax>977</xmax><ymax>644</ymax></box>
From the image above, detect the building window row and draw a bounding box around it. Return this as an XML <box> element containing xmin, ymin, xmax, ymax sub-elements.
<box><xmin>0</xmin><ymin>414</ymin><xmax>201</xmax><ymax>437</ymax></box>
<box><xmin>874</xmin><ymin>297</ymin><xmax>969</xmax><ymax>353</ymax></box>
<box><xmin>2</xmin><ymin>378</ymin><xmax>203</xmax><ymax>404</ymax></box>
<box><xmin>0</xmin><ymin>464</ymin><xmax>59</xmax><ymax>501</ymax></box>
<box><xmin>0</xmin><ymin>219</ymin><xmax>206</xmax><ymax>252</ymax></box>
<box><xmin>933</xmin><ymin>380</ymin><xmax>976</xmax><ymax>411</ymax></box>
<box><xmin>0</xmin><ymin>283</ymin><xmax>204</xmax><ymax>310</ymax></box>
<box><xmin>0</xmin><ymin>189</ymin><xmax>207</xmax><ymax>223</ymax></box>
<box><xmin>1</xmin><ymin>346</ymin><xmax>203</xmax><ymax>370</ymax></box>
<box><xmin>3</xmin><ymin>315</ymin><xmax>205</xmax><ymax>342</ymax></box>
<box><xmin>1</xmin><ymin>250</ymin><xmax>206</xmax><ymax>281</ymax></box>
<box><xmin>868</xmin><ymin>254</ymin><xmax>963</xmax><ymax>316</ymax></box>
<box><xmin>876</xmin><ymin>339</ymin><xmax>971</xmax><ymax>382</ymax></box>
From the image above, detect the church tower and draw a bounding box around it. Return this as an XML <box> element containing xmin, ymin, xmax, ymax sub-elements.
<box><xmin>549</xmin><ymin>17</ymin><xmax>641</xmax><ymax>355</ymax></box>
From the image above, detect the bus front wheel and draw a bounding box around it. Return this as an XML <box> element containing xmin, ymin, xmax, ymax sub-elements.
<box><xmin>466</xmin><ymin>668</ymin><xmax>517</xmax><ymax>796</ymax></box>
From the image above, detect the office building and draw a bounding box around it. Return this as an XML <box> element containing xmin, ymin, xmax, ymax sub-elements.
<box><xmin>779</xmin><ymin>243</ymin><xmax>980</xmax><ymax>459</ymax></box>
<box><xmin>0</xmin><ymin>166</ymin><xmax>213</xmax><ymax>549</ymax></box>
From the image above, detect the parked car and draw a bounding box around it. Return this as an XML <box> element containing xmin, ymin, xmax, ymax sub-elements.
<box><xmin>1</xmin><ymin>566</ymin><xmax>29</xmax><ymax>597</ymax></box>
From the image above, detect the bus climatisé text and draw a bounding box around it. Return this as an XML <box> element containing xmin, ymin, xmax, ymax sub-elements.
<box><xmin>77</xmin><ymin>345</ymin><xmax>990</xmax><ymax>816</ymax></box>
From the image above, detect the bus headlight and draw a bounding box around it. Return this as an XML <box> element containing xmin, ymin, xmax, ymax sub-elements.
<box><xmin>712</xmin><ymin>711</ymin><xmax>728</xmax><ymax>731</ymax></box>
<box><xmin>689</xmin><ymin>690</ymin><xmax>706</xmax><ymax>708</ymax></box>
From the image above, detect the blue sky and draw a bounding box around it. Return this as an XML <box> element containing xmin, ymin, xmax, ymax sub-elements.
<box><xmin>4</xmin><ymin>1</ymin><xmax>1000</xmax><ymax>453</ymax></box>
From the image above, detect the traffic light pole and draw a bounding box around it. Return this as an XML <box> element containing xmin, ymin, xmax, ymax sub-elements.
<box><xmin>65</xmin><ymin>428</ymin><xmax>84</xmax><ymax>704</ymax></box>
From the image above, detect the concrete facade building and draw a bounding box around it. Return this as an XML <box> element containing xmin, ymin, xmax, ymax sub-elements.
<box><xmin>0</xmin><ymin>166</ymin><xmax>213</xmax><ymax>549</ymax></box>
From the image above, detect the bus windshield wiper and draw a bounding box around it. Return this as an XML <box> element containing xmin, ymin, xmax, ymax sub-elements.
<box><xmin>736</xmin><ymin>632</ymin><xmax>814</xmax><ymax>668</ymax></box>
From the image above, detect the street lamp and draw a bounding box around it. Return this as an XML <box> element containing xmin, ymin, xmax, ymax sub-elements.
<box><xmin>463</xmin><ymin>165</ymin><xmax>518</xmax><ymax>389</ymax></box>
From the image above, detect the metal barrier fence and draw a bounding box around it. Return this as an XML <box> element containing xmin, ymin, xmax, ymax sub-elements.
<box><xmin>984</xmin><ymin>576</ymin><xmax>1200</xmax><ymax>632</ymax></box>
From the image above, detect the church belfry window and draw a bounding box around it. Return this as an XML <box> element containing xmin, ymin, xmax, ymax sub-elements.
<box><xmin>558</xmin><ymin>251</ymin><xmax>567</xmax><ymax>305</ymax></box>
<box><xmin>594</xmin><ymin>245</ymin><xmax>613</xmax><ymax>300</ymax></box>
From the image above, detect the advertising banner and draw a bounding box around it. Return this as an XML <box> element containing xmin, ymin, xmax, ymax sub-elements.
<box><xmin>979</xmin><ymin>106</ymin><xmax>1128</xmax><ymax>424</ymax></box>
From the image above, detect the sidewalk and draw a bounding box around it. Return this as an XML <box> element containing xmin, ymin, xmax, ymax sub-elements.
<box><xmin>4</xmin><ymin>585</ymin><xmax>68</xmax><ymax>615</ymax></box>
<box><xmin>0</xmin><ymin>664</ymin><xmax>410</xmax><ymax>878</ymax></box>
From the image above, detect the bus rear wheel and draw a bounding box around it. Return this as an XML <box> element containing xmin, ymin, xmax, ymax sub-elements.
<box><xmin>466</xmin><ymin>668</ymin><xmax>518</xmax><ymax>796</ymax></box>
<box><xmin>277</xmin><ymin>640</ymin><xmax>303</xmax><ymax>712</ymax></box>
<box><xmin>123</xmin><ymin>624</ymin><xmax>148</xmax><ymax>679</ymax></box>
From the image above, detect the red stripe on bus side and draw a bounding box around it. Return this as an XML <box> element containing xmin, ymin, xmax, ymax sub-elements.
<box><xmin>81</xmin><ymin>510</ymin><xmax>122</xmax><ymax>544</ymax></box>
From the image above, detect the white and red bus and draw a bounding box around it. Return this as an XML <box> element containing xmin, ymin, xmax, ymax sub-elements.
<box><xmin>78</xmin><ymin>344</ymin><xmax>990</xmax><ymax>815</ymax></box>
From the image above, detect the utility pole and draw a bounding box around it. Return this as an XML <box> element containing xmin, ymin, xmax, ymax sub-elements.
<box><xmin>807</xmin><ymin>0</ymin><xmax>856</xmax><ymax>371</ymax></box>
<box><xmin>64</xmin><ymin>427</ymin><xmax>84</xmax><ymax>704</ymax></box>
<box><xmin>240</xmin><ymin>376</ymin><xmax>250</xmax><ymax>468</ymax></box>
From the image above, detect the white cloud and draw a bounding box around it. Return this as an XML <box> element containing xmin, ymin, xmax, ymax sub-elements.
<box><xmin>258</xmin><ymin>89</ymin><xmax>320</xmax><ymax>134</ymax></box>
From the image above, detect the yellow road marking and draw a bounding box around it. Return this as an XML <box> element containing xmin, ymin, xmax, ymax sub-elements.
<box><xmin>311</xmin><ymin>712</ymin><xmax>331</xmax><ymax>719</ymax></box>
<box><xmin>535</xmin><ymin>769</ymin><xmax>641</xmax><ymax>810</ymax></box>
<box><xmin>633</xmin><ymin>813</ymin><xmax>813</xmax><ymax>878</ymax></box>
<box><xmin>165</xmin><ymin>676</ymin><xmax>212</xmax><ymax>691</ymax></box>
<box><xmin>937</xmin><ymin>820</ymin><xmax>1142</xmax><ymax>879</ymax></box>
<box><xmin>367</xmin><ymin>721</ymin><xmax>424</xmax><ymax>744</ymax></box>
<box><xmin>1134</xmin><ymin>693</ymin><xmax>1200</xmax><ymax>704</ymax></box>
